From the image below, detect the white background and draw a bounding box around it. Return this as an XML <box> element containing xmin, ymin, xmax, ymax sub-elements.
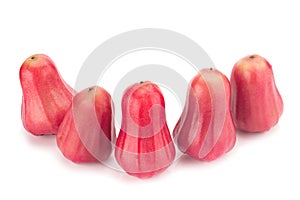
<box><xmin>1</xmin><ymin>0</ymin><xmax>300</xmax><ymax>199</ymax></box>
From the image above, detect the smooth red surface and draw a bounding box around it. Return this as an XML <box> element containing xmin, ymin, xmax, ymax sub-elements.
<box><xmin>56</xmin><ymin>107</ymin><xmax>97</xmax><ymax>163</ymax></box>
<box><xmin>173</xmin><ymin>69</ymin><xmax>236</xmax><ymax>161</ymax></box>
<box><xmin>20</xmin><ymin>54</ymin><xmax>75</xmax><ymax>135</ymax></box>
<box><xmin>230</xmin><ymin>55</ymin><xmax>284</xmax><ymax>132</ymax></box>
<box><xmin>57</xmin><ymin>86</ymin><xmax>115</xmax><ymax>163</ymax></box>
<box><xmin>115</xmin><ymin>81</ymin><xmax>175</xmax><ymax>178</ymax></box>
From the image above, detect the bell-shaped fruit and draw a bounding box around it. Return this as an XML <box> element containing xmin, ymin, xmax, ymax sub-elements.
<box><xmin>173</xmin><ymin>68</ymin><xmax>236</xmax><ymax>161</ymax></box>
<box><xmin>115</xmin><ymin>81</ymin><xmax>175</xmax><ymax>178</ymax></box>
<box><xmin>57</xmin><ymin>86</ymin><xmax>115</xmax><ymax>163</ymax></box>
<box><xmin>230</xmin><ymin>54</ymin><xmax>284</xmax><ymax>132</ymax></box>
<box><xmin>20</xmin><ymin>54</ymin><xmax>75</xmax><ymax>135</ymax></box>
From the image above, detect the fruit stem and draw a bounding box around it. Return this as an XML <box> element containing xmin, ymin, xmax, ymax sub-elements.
<box><xmin>249</xmin><ymin>55</ymin><xmax>255</xmax><ymax>59</ymax></box>
<box><xmin>139</xmin><ymin>81</ymin><xmax>144</xmax><ymax>84</ymax></box>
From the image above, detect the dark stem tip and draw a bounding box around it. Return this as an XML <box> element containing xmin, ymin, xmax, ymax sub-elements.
<box><xmin>88</xmin><ymin>87</ymin><xmax>94</xmax><ymax>92</ymax></box>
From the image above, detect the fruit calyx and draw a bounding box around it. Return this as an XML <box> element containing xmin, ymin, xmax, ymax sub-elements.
<box><xmin>88</xmin><ymin>87</ymin><xmax>95</xmax><ymax>92</ymax></box>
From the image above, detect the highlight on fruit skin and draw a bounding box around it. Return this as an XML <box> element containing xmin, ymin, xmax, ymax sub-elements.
<box><xmin>56</xmin><ymin>86</ymin><xmax>115</xmax><ymax>163</ymax></box>
<box><xmin>19</xmin><ymin>52</ymin><xmax>284</xmax><ymax>177</ymax></box>
<box><xmin>115</xmin><ymin>81</ymin><xmax>175</xmax><ymax>178</ymax></box>
<box><xmin>230</xmin><ymin>54</ymin><xmax>284</xmax><ymax>133</ymax></box>
<box><xmin>173</xmin><ymin>68</ymin><xmax>236</xmax><ymax>161</ymax></box>
<box><xmin>19</xmin><ymin>54</ymin><xmax>75</xmax><ymax>136</ymax></box>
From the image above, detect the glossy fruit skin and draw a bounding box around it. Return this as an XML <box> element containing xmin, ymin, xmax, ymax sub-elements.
<box><xmin>20</xmin><ymin>54</ymin><xmax>75</xmax><ymax>135</ymax></box>
<box><xmin>115</xmin><ymin>81</ymin><xmax>175</xmax><ymax>178</ymax></box>
<box><xmin>57</xmin><ymin>86</ymin><xmax>115</xmax><ymax>163</ymax></box>
<box><xmin>173</xmin><ymin>69</ymin><xmax>236</xmax><ymax>161</ymax></box>
<box><xmin>230</xmin><ymin>55</ymin><xmax>284</xmax><ymax>132</ymax></box>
